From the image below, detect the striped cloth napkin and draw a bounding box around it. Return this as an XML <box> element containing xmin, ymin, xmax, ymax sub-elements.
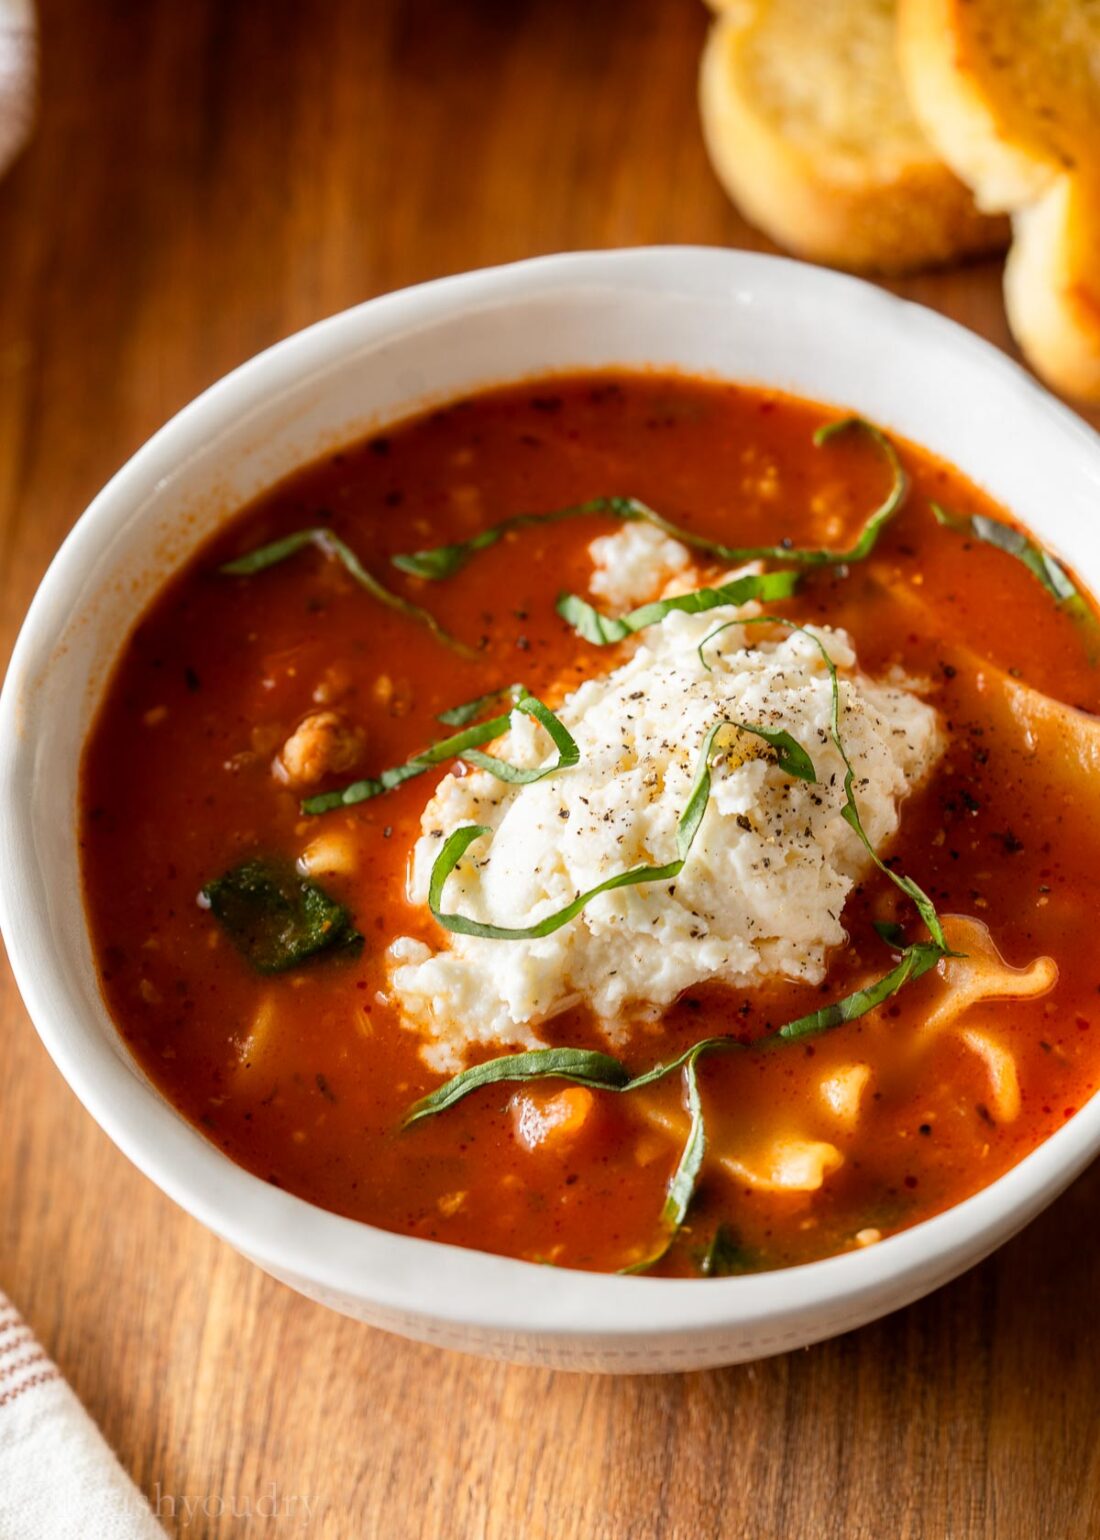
<box><xmin>0</xmin><ymin>1292</ymin><xmax>164</xmax><ymax>1540</ymax></box>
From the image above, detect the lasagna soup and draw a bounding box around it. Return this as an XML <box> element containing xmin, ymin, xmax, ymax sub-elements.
<box><xmin>80</xmin><ymin>374</ymin><xmax>1100</xmax><ymax>1276</ymax></box>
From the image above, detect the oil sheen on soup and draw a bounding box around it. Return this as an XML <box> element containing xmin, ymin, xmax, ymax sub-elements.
<box><xmin>80</xmin><ymin>374</ymin><xmax>1100</xmax><ymax>1277</ymax></box>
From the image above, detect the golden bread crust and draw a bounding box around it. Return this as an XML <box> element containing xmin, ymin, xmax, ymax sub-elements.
<box><xmin>699</xmin><ymin>0</ymin><xmax>1007</xmax><ymax>275</ymax></box>
<box><xmin>899</xmin><ymin>0</ymin><xmax>1100</xmax><ymax>399</ymax></box>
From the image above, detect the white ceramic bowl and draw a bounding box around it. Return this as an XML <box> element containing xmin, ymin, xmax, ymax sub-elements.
<box><xmin>3</xmin><ymin>248</ymin><xmax>1100</xmax><ymax>1373</ymax></box>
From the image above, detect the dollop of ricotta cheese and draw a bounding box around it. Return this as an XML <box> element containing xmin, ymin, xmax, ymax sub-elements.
<box><xmin>387</xmin><ymin>542</ymin><xmax>943</xmax><ymax>1071</ymax></box>
<box><xmin>587</xmin><ymin>521</ymin><xmax>695</xmax><ymax>609</ymax></box>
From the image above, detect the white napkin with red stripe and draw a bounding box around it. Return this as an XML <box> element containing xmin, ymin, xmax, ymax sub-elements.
<box><xmin>0</xmin><ymin>1292</ymin><xmax>164</xmax><ymax>1540</ymax></box>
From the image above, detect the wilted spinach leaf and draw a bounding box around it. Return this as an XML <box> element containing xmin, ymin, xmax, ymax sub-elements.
<box><xmin>696</xmin><ymin>1224</ymin><xmax>759</xmax><ymax>1277</ymax></box>
<box><xmin>201</xmin><ymin>858</ymin><xmax>362</xmax><ymax>974</ymax></box>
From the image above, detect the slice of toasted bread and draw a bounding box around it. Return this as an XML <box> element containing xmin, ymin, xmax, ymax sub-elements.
<box><xmin>899</xmin><ymin>0</ymin><xmax>1100</xmax><ymax>400</ymax></box>
<box><xmin>698</xmin><ymin>0</ymin><xmax>1007</xmax><ymax>275</ymax></box>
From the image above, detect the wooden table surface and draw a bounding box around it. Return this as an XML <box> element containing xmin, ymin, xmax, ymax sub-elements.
<box><xmin>3</xmin><ymin>3</ymin><xmax>1100</xmax><ymax>1536</ymax></box>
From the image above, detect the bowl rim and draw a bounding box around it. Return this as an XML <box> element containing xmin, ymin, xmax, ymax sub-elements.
<box><xmin>4</xmin><ymin>243</ymin><xmax>1100</xmax><ymax>1343</ymax></box>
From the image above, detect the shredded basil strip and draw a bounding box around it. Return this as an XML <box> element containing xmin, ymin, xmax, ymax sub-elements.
<box><xmin>219</xmin><ymin>527</ymin><xmax>475</xmax><ymax>658</ymax></box>
<box><xmin>390</xmin><ymin>417</ymin><xmax>906</xmax><ymax>579</ymax></box>
<box><xmin>777</xmin><ymin>940</ymin><xmax>945</xmax><ymax>1042</ymax></box>
<box><xmin>654</xmin><ymin>1050</ymin><xmax>707</xmax><ymax>1228</ymax></box>
<box><xmin>734</xmin><ymin>724</ymin><xmax>817</xmax><ymax>782</ymax></box>
<box><xmin>428</xmin><ymin>718</ymin><xmax>736</xmax><ymax>940</ymax></box>
<box><xmin>800</xmin><ymin>418</ymin><xmax>908</xmax><ymax>564</ymax></box>
<box><xmin>620</xmin><ymin>1049</ymin><xmax>710</xmax><ymax>1274</ymax></box>
<box><xmin>619</xmin><ymin>1036</ymin><xmax>739</xmax><ymax>1091</ymax></box>
<box><xmin>436</xmin><ymin>683</ymin><xmax>525</xmax><ymax>727</ymax></box>
<box><xmin>931</xmin><ymin>503</ymin><xmax>1095</xmax><ymax>628</ymax></box>
<box><xmin>302</xmin><ymin>690</ymin><xmax>578</xmax><ymax>814</ymax></box>
<box><xmin>556</xmin><ymin>569</ymin><xmax>800</xmax><ymax>646</ymax></box>
<box><xmin>404</xmin><ymin>1037</ymin><xmax>741</xmax><ymax>1127</ymax></box>
<box><xmin>392</xmin><ymin>498</ymin><xmax>625</xmax><ymax>579</ymax></box>
<box><xmin>463</xmin><ymin>695</ymin><xmax>580</xmax><ymax>784</ymax></box>
<box><xmin>403</xmin><ymin>1047</ymin><xmax>629</xmax><ymax>1127</ymax></box>
<box><xmin>699</xmin><ymin>616</ymin><xmax>951</xmax><ymax>954</ymax></box>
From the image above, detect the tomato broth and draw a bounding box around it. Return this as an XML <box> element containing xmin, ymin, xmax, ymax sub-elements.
<box><xmin>80</xmin><ymin>374</ymin><xmax>1100</xmax><ymax>1276</ymax></box>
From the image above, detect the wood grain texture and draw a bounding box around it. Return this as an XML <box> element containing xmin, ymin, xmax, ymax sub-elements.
<box><xmin>1</xmin><ymin>2</ymin><xmax>1099</xmax><ymax>1536</ymax></box>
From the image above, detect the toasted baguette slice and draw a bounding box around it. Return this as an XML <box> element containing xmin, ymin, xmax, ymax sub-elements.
<box><xmin>698</xmin><ymin>0</ymin><xmax>1007</xmax><ymax>275</ymax></box>
<box><xmin>899</xmin><ymin>0</ymin><xmax>1100</xmax><ymax>400</ymax></box>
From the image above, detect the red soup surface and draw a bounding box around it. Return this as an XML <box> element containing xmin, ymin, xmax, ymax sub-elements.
<box><xmin>80</xmin><ymin>373</ymin><xmax>1100</xmax><ymax>1276</ymax></box>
